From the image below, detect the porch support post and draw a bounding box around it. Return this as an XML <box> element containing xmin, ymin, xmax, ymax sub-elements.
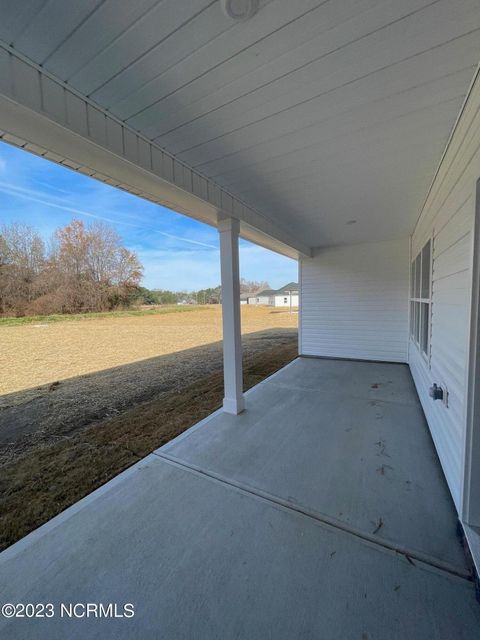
<box><xmin>218</xmin><ymin>216</ymin><xmax>245</xmax><ymax>415</ymax></box>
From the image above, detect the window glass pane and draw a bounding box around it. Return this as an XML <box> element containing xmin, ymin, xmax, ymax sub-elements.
<box><xmin>410</xmin><ymin>301</ymin><xmax>415</xmax><ymax>337</ymax></box>
<box><xmin>410</xmin><ymin>261</ymin><xmax>415</xmax><ymax>298</ymax></box>
<box><xmin>414</xmin><ymin>254</ymin><xmax>421</xmax><ymax>298</ymax></box>
<box><xmin>421</xmin><ymin>241</ymin><xmax>431</xmax><ymax>299</ymax></box>
<box><xmin>420</xmin><ymin>302</ymin><xmax>430</xmax><ymax>355</ymax></box>
<box><xmin>414</xmin><ymin>301</ymin><xmax>420</xmax><ymax>342</ymax></box>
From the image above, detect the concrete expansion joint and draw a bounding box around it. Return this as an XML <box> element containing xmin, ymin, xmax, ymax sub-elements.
<box><xmin>153</xmin><ymin>451</ymin><xmax>472</xmax><ymax>583</ymax></box>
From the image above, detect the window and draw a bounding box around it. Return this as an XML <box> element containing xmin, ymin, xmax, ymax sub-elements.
<box><xmin>410</xmin><ymin>239</ymin><xmax>432</xmax><ymax>358</ymax></box>
<box><xmin>284</xmin><ymin>297</ymin><xmax>288</xmax><ymax>304</ymax></box>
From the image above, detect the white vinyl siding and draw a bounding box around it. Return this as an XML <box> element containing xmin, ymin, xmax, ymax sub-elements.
<box><xmin>273</xmin><ymin>294</ymin><xmax>299</xmax><ymax>307</ymax></box>
<box><xmin>409</xmin><ymin>75</ymin><xmax>480</xmax><ymax>512</ymax></box>
<box><xmin>300</xmin><ymin>237</ymin><xmax>409</xmax><ymax>362</ymax></box>
<box><xmin>247</xmin><ymin>296</ymin><xmax>272</xmax><ymax>305</ymax></box>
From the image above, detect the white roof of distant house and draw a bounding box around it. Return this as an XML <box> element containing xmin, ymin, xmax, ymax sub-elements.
<box><xmin>245</xmin><ymin>283</ymin><xmax>299</xmax><ymax>298</ymax></box>
<box><xmin>276</xmin><ymin>282</ymin><xmax>299</xmax><ymax>294</ymax></box>
<box><xmin>250</xmin><ymin>289</ymin><xmax>278</xmax><ymax>298</ymax></box>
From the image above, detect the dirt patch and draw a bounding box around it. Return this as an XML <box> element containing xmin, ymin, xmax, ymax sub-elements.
<box><xmin>0</xmin><ymin>305</ymin><xmax>297</xmax><ymax>396</ymax></box>
<box><xmin>0</xmin><ymin>340</ymin><xmax>298</xmax><ymax>551</ymax></box>
<box><xmin>0</xmin><ymin>327</ymin><xmax>296</xmax><ymax>463</ymax></box>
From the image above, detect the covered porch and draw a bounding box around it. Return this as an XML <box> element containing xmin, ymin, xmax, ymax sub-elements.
<box><xmin>1</xmin><ymin>357</ymin><xmax>478</xmax><ymax>639</ymax></box>
<box><xmin>1</xmin><ymin>2</ymin><xmax>480</xmax><ymax>636</ymax></box>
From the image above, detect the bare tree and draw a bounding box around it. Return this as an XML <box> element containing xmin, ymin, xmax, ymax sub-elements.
<box><xmin>239</xmin><ymin>278</ymin><xmax>271</xmax><ymax>294</ymax></box>
<box><xmin>0</xmin><ymin>219</ymin><xmax>143</xmax><ymax>316</ymax></box>
<box><xmin>0</xmin><ymin>223</ymin><xmax>45</xmax><ymax>314</ymax></box>
<box><xmin>50</xmin><ymin>219</ymin><xmax>143</xmax><ymax>313</ymax></box>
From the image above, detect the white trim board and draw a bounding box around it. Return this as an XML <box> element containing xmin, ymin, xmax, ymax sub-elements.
<box><xmin>463</xmin><ymin>178</ymin><xmax>480</xmax><ymax>526</ymax></box>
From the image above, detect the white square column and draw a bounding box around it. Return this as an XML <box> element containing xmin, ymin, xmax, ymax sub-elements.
<box><xmin>218</xmin><ymin>217</ymin><xmax>245</xmax><ymax>415</ymax></box>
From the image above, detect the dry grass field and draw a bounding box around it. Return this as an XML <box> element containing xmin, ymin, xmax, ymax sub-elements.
<box><xmin>0</xmin><ymin>305</ymin><xmax>297</xmax><ymax>396</ymax></box>
<box><xmin>0</xmin><ymin>304</ymin><xmax>298</xmax><ymax>549</ymax></box>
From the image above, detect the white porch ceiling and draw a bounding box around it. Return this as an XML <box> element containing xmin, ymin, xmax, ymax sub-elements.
<box><xmin>0</xmin><ymin>0</ymin><xmax>479</xmax><ymax>248</ymax></box>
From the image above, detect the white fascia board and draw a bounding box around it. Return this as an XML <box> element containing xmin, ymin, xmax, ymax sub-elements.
<box><xmin>0</xmin><ymin>44</ymin><xmax>310</xmax><ymax>260</ymax></box>
<box><xmin>238</xmin><ymin>222</ymin><xmax>302</xmax><ymax>260</ymax></box>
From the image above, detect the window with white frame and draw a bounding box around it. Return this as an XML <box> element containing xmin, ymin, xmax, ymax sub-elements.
<box><xmin>410</xmin><ymin>239</ymin><xmax>431</xmax><ymax>358</ymax></box>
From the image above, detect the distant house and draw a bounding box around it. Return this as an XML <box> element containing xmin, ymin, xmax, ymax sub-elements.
<box><xmin>247</xmin><ymin>289</ymin><xmax>277</xmax><ymax>305</ymax></box>
<box><xmin>240</xmin><ymin>293</ymin><xmax>251</xmax><ymax>305</ymax></box>
<box><xmin>247</xmin><ymin>283</ymin><xmax>298</xmax><ymax>307</ymax></box>
<box><xmin>273</xmin><ymin>282</ymin><xmax>299</xmax><ymax>308</ymax></box>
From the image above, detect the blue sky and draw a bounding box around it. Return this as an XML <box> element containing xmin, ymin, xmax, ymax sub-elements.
<box><xmin>0</xmin><ymin>142</ymin><xmax>297</xmax><ymax>291</ymax></box>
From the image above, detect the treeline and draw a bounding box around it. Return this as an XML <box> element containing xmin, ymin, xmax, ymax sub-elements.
<box><xmin>141</xmin><ymin>277</ymin><xmax>270</xmax><ymax>306</ymax></box>
<box><xmin>0</xmin><ymin>220</ymin><xmax>272</xmax><ymax>317</ymax></box>
<box><xmin>0</xmin><ymin>220</ymin><xmax>143</xmax><ymax>317</ymax></box>
<box><xmin>166</xmin><ymin>279</ymin><xmax>270</xmax><ymax>305</ymax></box>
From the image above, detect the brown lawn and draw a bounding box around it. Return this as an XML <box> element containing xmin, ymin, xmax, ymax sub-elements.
<box><xmin>0</xmin><ymin>305</ymin><xmax>298</xmax><ymax>550</ymax></box>
<box><xmin>0</xmin><ymin>305</ymin><xmax>297</xmax><ymax>395</ymax></box>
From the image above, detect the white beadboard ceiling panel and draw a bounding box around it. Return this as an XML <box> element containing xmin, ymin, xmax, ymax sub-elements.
<box><xmin>0</xmin><ymin>0</ymin><xmax>479</xmax><ymax>248</ymax></box>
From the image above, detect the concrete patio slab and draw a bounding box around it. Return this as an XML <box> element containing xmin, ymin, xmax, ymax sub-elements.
<box><xmin>0</xmin><ymin>454</ymin><xmax>479</xmax><ymax>640</ymax></box>
<box><xmin>255</xmin><ymin>356</ymin><xmax>421</xmax><ymax>405</ymax></box>
<box><xmin>0</xmin><ymin>357</ymin><xmax>477</xmax><ymax>639</ymax></box>
<box><xmin>163</xmin><ymin>357</ymin><xmax>466</xmax><ymax>571</ymax></box>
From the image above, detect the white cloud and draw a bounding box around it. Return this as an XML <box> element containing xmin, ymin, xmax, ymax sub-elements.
<box><xmin>0</xmin><ymin>181</ymin><xmax>218</xmax><ymax>251</ymax></box>
<box><xmin>0</xmin><ymin>181</ymin><xmax>136</xmax><ymax>226</ymax></box>
<box><xmin>154</xmin><ymin>230</ymin><xmax>217</xmax><ymax>249</ymax></box>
